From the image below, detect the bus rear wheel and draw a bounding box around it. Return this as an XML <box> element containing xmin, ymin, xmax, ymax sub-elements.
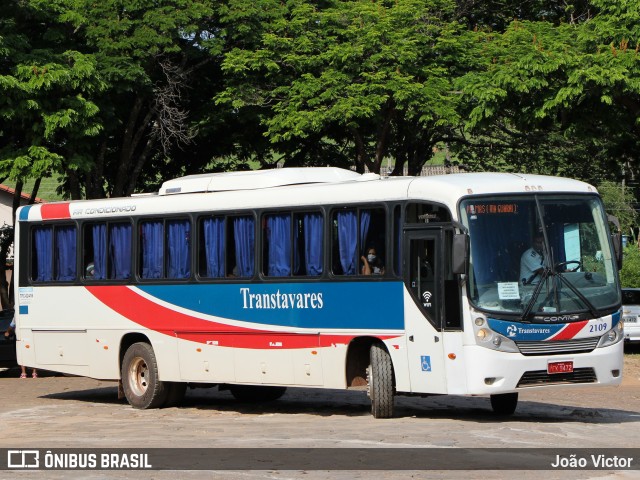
<box><xmin>121</xmin><ymin>342</ymin><xmax>168</xmax><ymax>409</ymax></box>
<box><xmin>490</xmin><ymin>392</ymin><xmax>518</xmax><ymax>415</ymax></box>
<box><xmin>367</xmin><ymin>343</ymin><xmax>395</xmax><ymax>419</ymax></box>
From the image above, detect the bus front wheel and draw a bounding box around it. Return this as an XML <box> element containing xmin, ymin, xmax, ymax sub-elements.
<box><xmin>490</xmin><ymin>392</ymin><xmax>518</xmax><ymax>415</ymax></box>
<box><xmin>121</xmin><ymin>342</ymin><xmax>168</xmax><ymax>409</ymax></box>
<box><xmin>367</xmin><ymin>343</ymin><xmax>395</xmax><ymax>418</ymax></box>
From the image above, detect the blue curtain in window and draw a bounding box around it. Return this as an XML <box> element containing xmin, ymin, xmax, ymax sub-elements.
<box><xmin>234</xmin><ymin>217</ymin><xmax>255</xmax><ymax>277</ymax></box>
<box><xmin>34</xmin><ymin>227</ymin><xmax>53</xmax><ymax>282</ymax></box>
<box><xmin>267</xmin><ymin>214</ymin><xmax>291</xmax><ymax>276</ymax></box>
<box><xmin>110</xmin><ymin>223</ymin><xmax>132</xmax><ymax>280</ymax></box>
<box><xmin>141</xmin><ymin>221</ymin><xmax>163</xmax><ymax>279</ymax></box>
<box><xmin>360</xmin><ymin>210</ymin><xmax>371</xmax><ymax>250</ymax></box>
<box><xmin>304</xmin><ymin>213</ymin><xmax>323</xmax><ymax>276</ymax></box>
<box><xmin>203</xmin><ymin>218</ymin><xmax>225</xmax><ymax>277</ymax></box>
<box><xmin>92</xmin><ymin>224</ymin><xmax>107</xmax><ymax>280</ymax></box>
<box><xmin>337</xmin><ymin>211</ymin><xmax>357</xmax><ymax>275</ymax></box>
<box><xmin>55</xmin><ymin>226</ymin><xmax>77</xmax><ymax>281</ymax></box>
<box><xmin>167</xmin><ymin>220</ymin><xmax>191</xmax><ymax>279</ymax></box>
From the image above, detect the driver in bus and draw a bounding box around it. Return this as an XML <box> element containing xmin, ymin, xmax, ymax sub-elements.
<box><xmin>520</xmin><ymin>233</ymin><xmax>545</xmax><ymax>286</ymax></box>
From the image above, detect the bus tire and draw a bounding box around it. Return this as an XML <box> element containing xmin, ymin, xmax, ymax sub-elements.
<box><xmin>164</xmin><ymin>382</ymin><xmax>187</xmax><ymax>408</ymax></box>
<box><xmin>368</xmin><ymin>343</ymin><xmax>394</xmax><ymax>419</ymax></box>
<box><xmin>490</xmin><ymin>392</ymin><xmax>518</xmax><ymax>415</ymax></box>
<box><xmin>121</xmin><ymin>342</ymin><xmax>168</xmax><ymax>409</ymax></box>
<box><xmin>228</xmin><ymin>385</ymin><xmax>287</xmax><ymax>402</ymax></box>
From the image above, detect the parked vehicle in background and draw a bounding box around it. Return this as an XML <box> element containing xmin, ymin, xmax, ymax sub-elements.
<box><xmin>622</xmin><ymin>288</ymin><xmax>640</xmax><ymax>343</ymax></box>
<box><xmin>0</xmin><ymin>309</ymin><xmax>17</xmax><ymax>368</ymax></box>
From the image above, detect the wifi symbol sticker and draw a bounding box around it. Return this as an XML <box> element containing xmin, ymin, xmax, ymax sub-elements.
<box><xmin>422</xmin><ymin>291</ymin><xmax>433</xmax><ymax>307</ymax></box>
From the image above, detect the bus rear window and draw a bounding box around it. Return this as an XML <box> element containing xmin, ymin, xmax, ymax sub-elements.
<box><xmin>31</xmin><ymin>225</ymin><xmax>77</xmax><ymax>282</ymax></box>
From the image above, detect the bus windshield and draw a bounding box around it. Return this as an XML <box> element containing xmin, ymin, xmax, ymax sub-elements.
<box><xmin>459</xmin><ymin>195</ymin><xmax>620</xmax><ymax>319</ymax></box>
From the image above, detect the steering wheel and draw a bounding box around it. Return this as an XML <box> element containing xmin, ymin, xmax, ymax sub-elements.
<box><xmin>555</xmin><ymin>260</ymin><xmax>582</xmax><ymax>272</ymax></box>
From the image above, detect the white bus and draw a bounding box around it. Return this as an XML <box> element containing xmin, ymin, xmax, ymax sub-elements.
<box><xmin>14</xmin><ymin>168</ymin><xmax>624</xmax><ymax>418</ymax></box>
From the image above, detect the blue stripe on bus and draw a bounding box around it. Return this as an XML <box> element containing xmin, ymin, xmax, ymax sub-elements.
<box><xmin>137</xmin><ymin>281</ymin><xmax>405</xmax><ymax>330</ymax></box>
<box><xmin>19</xmin><ymin>206</ymin><xmax>31</xmax><ymax>221</ymax></box>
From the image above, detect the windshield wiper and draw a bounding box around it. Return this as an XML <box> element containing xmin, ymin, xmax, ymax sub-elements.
<box><xmin>555</xmin><ymin>271</ymin><xmax>600</xmax><ymax>318</ymax></box>
<box><xmin>520</xmin><ymin>267</ymin><xmax>600</xmax><ymax>321</ymax></box>
<box><xmin>520</xmin><ymin>266</ymin><xmax>552</xmax><ymax>322</ymax></box>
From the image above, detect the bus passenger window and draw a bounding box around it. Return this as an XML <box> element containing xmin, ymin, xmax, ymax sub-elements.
<box><xmin>31</xmin><ymin>225</ymin><xmax>77</xmax><ymax>282</ymax></box>
<box><xmin>55</xmin><ymin>226</ymin><xmax>77</xmax><ymax>281</ymax></box>
<box><xmin>331</xmin><ymin>208</ymin><xmax>385</xmax><ymax>276</ymax></box>
<box><xmin>228</xmin><ymin>216</ymin><xmax>254</xmax><ymax>278</ymax></box>
<box><xmin>199</xmin><ymin>217</ymin><xmax>225</xmax><ymax>278</ymax></box>
<box><xmin>166</xmin><ymin>219</ymin><xmax>190</xmax><ymax>279</ymax></box>
<box><xmin>109</xmin><ymin>223</ymin><xmax>132</xmax><ymax>280</ymax></box>
<box><xmin>32</xmin><ymin>226</ymin><xmax>53</xmax><ymax>282</ymax></box>
<box><xmin>140</xmin><ymin>221</ymin><xmax>163</xmax><ymax>279</ymax></box>
<box><xmin>294</xmin><ymin>212</ymin><xmax>323</xmax><ymax>276</ymax></box>
<box><xmin>84</xmin><ymin>223</ymin><xmax>106</xmax><ymax>280</ymax></box>
<box><xmin>264</xmin><ymin>213</ymin><xmax>292</xmax><ymax>277</ymax></box>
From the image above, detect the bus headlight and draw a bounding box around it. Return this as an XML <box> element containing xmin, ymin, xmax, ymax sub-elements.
<box><xmin>472</xmin><ymin>318</ymin><xmax>519</xmax><ymax>353</ymax></box>
<box><xmin>597</xmin><ymin>321</ymin><xmax>624</xmax><ymax>348</ymax></box>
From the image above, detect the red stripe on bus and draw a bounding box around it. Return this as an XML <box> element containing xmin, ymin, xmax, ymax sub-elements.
<box><xmin>549</xmin><ymin>320</ymin><xmax>588</xmax><ymax>340</ymax></box>
<box><xmin>85</xmin><ymin>286</ymin><xmax>398</xmax><ymax>349</ymax></box>
<box><xmin>41</xmin><ymin>203</ymin><xmax>71</xmax><ymax>220</ymax></box>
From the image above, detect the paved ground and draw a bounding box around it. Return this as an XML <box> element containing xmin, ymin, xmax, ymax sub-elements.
<box><xmin>0</xmin><ymin>347</ymin><xmax>639</xmax><ymax>480</ymax></box>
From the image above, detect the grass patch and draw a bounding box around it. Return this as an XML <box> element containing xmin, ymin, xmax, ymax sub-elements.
<box><xmin>1</xmin><ymin>177</ymin><xmax>64</xmax><ymax>202</ymax></box>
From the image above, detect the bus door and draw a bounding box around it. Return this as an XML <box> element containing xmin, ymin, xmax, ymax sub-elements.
<box><xmin>404</xmin><ymin>229</ymin><xmax>447</xmax><ymax>394</ymax></box>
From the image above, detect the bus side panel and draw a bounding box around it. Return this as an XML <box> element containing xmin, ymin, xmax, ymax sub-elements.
<box><xmin>176</xmin><ymin>337</ymin><xmax>235</xmax><ymax>382</ymax></box>
<box><xmin>320</xmin><ymin>343</ymin><xmax>348</xmax><ymax>389</ymax></box>
<box><xmin>403</xmin><ymin>290</ymin><xmax>447</xmax><ymax>394</ymax></box>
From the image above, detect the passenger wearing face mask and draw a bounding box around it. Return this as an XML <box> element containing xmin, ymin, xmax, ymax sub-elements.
<box><xmin>361</xmin><ymin>246</ymin><xmax>385</xmax><ymax>275</ymax></box>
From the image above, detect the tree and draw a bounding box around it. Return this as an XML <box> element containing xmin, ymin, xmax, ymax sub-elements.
<box><xmin>597</xmin><ymin>181</ymin><xmax>638</xmax><ymax>238</ymax></box>
<box><xmin>455</xmin><ymin>0</ymin><xmax>640</xmax><ymax>195</ymax></box>
<box><xmin>217</xmin><ymin>0</ymin><xmax>467</xmax><ymax>175</ymax></box>
<box><xmin>43</xmin><ymin>0</ymin><xmax>221</xmax><ymax>198</ymax></box>
<box><xmin>620</xmin><ymin>245</ymin><xmax>640</xmax><ymax>288</ymax></box>
<box><xmin>0</xmin><ymin>0</ymin><xmax>103</xmax><ymax>307</ymax></box>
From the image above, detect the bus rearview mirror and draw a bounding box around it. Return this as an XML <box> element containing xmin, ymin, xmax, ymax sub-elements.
<box><xmin>611</xmin><ymin>233</ymin><xmax>623</xmax><ymax>270</ymax></box>
<box><xmin>452</xmin><ymin>234</ymin><xmax>468</xmax><ymax>275</ymax></box>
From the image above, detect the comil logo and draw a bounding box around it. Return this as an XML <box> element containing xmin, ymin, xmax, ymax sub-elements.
<box><xmin>8</xmin><ymin>450</ymin><xmax>39</xmax><ymax>468</ymax></box>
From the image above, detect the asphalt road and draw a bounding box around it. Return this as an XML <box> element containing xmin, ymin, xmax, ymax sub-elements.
<box><xmin>0</xmin><ymin>351</ymin><xmax>639</xmax><ymax>480</ymax></box>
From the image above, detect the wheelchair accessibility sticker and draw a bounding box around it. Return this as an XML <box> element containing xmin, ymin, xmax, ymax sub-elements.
<box><xmin>421</xmin><ymin>356</ymin><xmax>432</xmax><ymax>372</ymax></box>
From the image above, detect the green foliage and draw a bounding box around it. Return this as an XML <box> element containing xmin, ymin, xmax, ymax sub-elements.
<box><xmin>620</xmin><ymin>245</ymin><xmax>640</xmax><ymax>288</ymax></box>
<box><xmin>455</xmin><ymin>0</ymin><xmax>640</xmax><ymax>191</ymax></box>
<box><xmin>218</xmin><ymin>0</ymin><xmax>467</xmax><ymax>174</ymax></box>
<box><xmin>0</xmin><ymin>1</ymin><xmax>103</xmax><ymax>186</ymax></box>
<box><xmin>597</xmin><ymin>181</ymin><xmax>638</xmax><ymax>237</ymax></box>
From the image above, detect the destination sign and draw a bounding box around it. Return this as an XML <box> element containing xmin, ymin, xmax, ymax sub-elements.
<box><xmin>465</xmin><ymin>203</ymin><xmax>519</xmax><ymax>215</ymax></box>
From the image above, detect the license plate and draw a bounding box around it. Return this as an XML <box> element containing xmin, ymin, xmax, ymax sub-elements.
<box><xmin>548</xmin><ymin>361</ymin><xmax>573</xmax><ymax>374</ymax></box>
<box><xmin>623</xmin><ymin>316</ymin><xmax>637</xmax><ymax>324</ymax></box>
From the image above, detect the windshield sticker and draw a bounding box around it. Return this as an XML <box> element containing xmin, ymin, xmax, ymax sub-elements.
<box><xmin>497</xmin><ymin>282</ymin><xmax>520</xmax><ymax>300</ymax></box>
